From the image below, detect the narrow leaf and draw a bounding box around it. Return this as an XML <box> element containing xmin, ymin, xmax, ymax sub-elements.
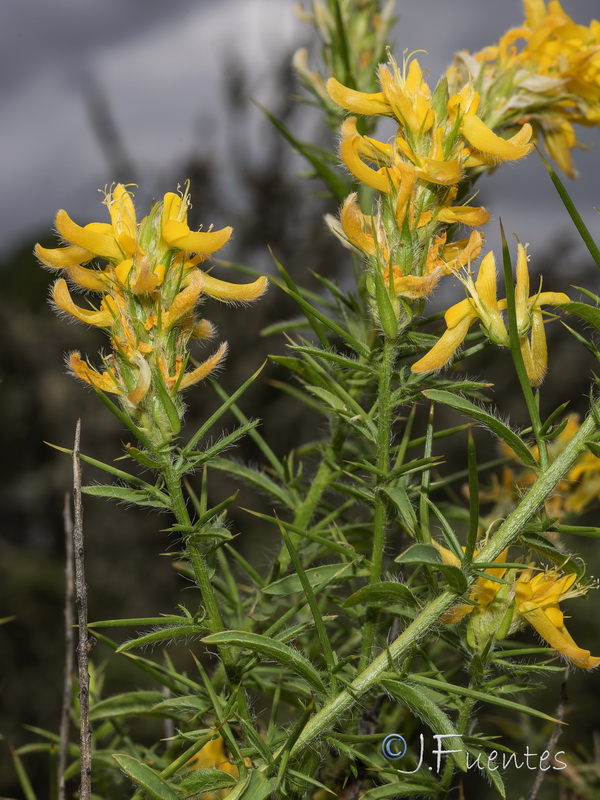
<box><xmin>112</xmin><ymin>754</ymin><xmax>181</xmax><ymax>800</ymax></box>
<box><xmin>423</xmin><ymin>389</ymin><xmax>537</xmax><ymax>468</ymax></box>
<box><xmin>201</xmin><ymin>631</ymin><xmax>326</xmax><ymax>693</ymax></box>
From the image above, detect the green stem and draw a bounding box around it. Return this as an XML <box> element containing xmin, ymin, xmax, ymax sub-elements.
<box><xmin>360</xmin><ymin>337</ymin><xmax>395</xmax><ymax>669</ymax></box>
<box><xmin>162</xmin><ymin>462</ymin><xmax>241</xmax><ymax>692</ymax></box>
<box><xmin>286</xmin><ymin>401</ymin><xmax>597</xmax><ymax>757</ymax></box>
<box><xmin>277</xmin><ymin>425</ymin><xmax>343</xmax><ymax>574</ymax></box>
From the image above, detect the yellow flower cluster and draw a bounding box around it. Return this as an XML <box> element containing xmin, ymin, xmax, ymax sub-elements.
<box><xmin>452</xmin><ymin>0</ymin><xmax>600</xmax><ymax>177</ymax></box>
<box><xmin>411</xmin><ymin>243</ymin><xmax>570</xmax><ymax>385</ymax></box>
<box><xmin>325</xmin><ymin>54</ymin><xmax>533</xmax><ymax>332</ymax></box>
<box><xmin>437</xmin><ymin>545</ymin><xmax>600</xmax><ymax>669</ymax></box>
<box><xmin>36</xmin><ymin>184</ymin><xmax>267</xmax><ymax>444</ymax></box>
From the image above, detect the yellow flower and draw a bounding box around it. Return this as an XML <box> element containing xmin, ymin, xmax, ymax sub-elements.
<box><xmin>412</xmin><ymin>244</ymin><xmax>569</xmax><ymax>382</ymax></box>
<box><xmin>439</xmin><ymin>544</ymin><xmax>599</xmax><ymax>668</ymax></box>
<box><xmin>454</xmin><ymin>0</ymin><xmax>600</xmax><ymax>176</ymax></box>
<box><xmin>514</xmin><ymin>568</ymin><xmax>600</xmax><ymax>669</ymax></box>
<box><xmin>513</xmin><ymin>242</ymin><xmax>570</xmax><ymax>386</ymax></box>
<box><xmin>436</xmin><ymin>544</ymin><xmax>509</xmax><ymax>624</ymax></box>
<box><xmin>411</xmin><ymin>250</ymin><xmax>507</xmax><ymax>373</ymax></box>
<box><xmin>36</xmin><ymin>184</ymin><xmax>267</xmax><ymax>444</ymax></box>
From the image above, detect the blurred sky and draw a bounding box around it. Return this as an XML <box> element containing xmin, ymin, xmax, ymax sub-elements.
<box><xmin>1</xmin><ymin>0</ymin><xmax>599</xmax><ymax>262</ymax></box>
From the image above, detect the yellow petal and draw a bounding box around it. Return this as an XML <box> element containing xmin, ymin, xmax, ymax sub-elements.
<box><xmin>411</xmin><ymin>314</ymin><xmax>475</xmax><ymax>373</ymax></box>
<box><xmin>53</xmin><ymin>279</ymin><xmax>114</xmax><ymax>327</ymax></box>
<box><xmin>162</xmin><ymin>221</ymin><xmax>233</xmax><ymax>254</ymax></box>
<box><xmin>35</xmin><ymin>242</ymin><xmax>93</xmax><ymax>268</ymax></box>
<box><xmin>105</xmin><ymin>184</ymin><xmax>137</xmax><ymax>256</ymax></box>
<box><xmin>414</xmin><ymin>156</ymin><xmax>463</xmax><ymax>186</ymax></box>
<box><xmin>437</xmin><ymin>205</ymin><xmax>490</xmax><ymax>226</ymax></box>
<box><xmin>524</xmin><ymin>0</ymin><xmax>547</xmax><ymax>26</ymax></box>
<box><xmin>69</xmin><ymin>352</ymin><xmax>120</xmax><ymax>393</ymax></box>
<box><xmin>179</xmin><ymin>342</ymin><xmax>228</xmax><ymax>389</ymax></box>
<box><xmin>326</xmin><ymin>77</ymin><xmax>391</xmax><ymax>115</ymax></box>
<box><xmin>340</xmin><ymin>194</ymin><xmax>376</xmax><ymax>254</ymax></box>
<box><xmin>523</xmin><ymin>310</ymin><xmax>548</xmax><ymax>387</ymax></box>
<box><xmin>201</xmin><ymin>272</ymin><xmax>268</xmax><ymax>303</ymax></box>
<box><xmin>393</xmin><ymin>162</ymin><xmax>417</xmax><ymax>226</ymax></box>
<box><xmin>388</xmin><ymin>268</ymin><xmax>443</xmax><ymax>299</ymax></box>
<box><xmin>55</xmin><ymin>210</ymin><xmax>122</xmax><ymax>260</ymax></box>
<box><xmin>127</xmin><ymin>354</ymin><xmax>152</xmax><ymax>404</ymax></box>
<box><xmin>440</xmin><ymin>604</ymin><xmax>473</xmax><ymax>624</ymax></box>
<box><xmin>131</xmin><ymin>255</ymin><xmax>164</xmax><ymax>295</ymax></box>
<box><xmin>441</xmin><ymin>231</ymin><xmax>483</xmax><ymax>271</ymax></box>
<box><xmin>515</xmin><ymin>244</ymin><xmax>531</xmax><ymax>332</ymax></box>
<box><xmin>65</xmin><ymin>264</ymin><xmax>109</xmax><ymax>291</ymax></box>
<box><xmin>190</xmin><ymin>319</ymin><xmax>216</xmax><ymax>340</ymax></box>
<box><xmin>445</xmin><ymin>297</ymin><xmax>476</xmax><ymax>328</ymax></box>
<box><xmin>461</xmin><ymin>117</ymin><xmax>534</xmax><ymax>161</ymax></box>
<box><xmin>114</xmin><ymin>259</ymin><xmax>134</xmax><ymax>286</ymax></box>
<box><xmin>474</xmin><ymin>251</ymin><xmax>500</xmax><ymax>312</ymax></box>
<box><xmin>523</xmin><ymin>607</ymin><xmax>600</xmax><ymax>669</ymax></box>
<box><xmin>533</xmin><ymin>291</ymin><xmax>571</xmax><ymax>307</ymax></box>
<box><xmin>162</xmin><ymin>272</ymin><xmax>204</xmax><ymax>328</ymax></box>
<box><xmin>340</xmin><ymin>120</ymin><xmax>391</xmax><ymax>193</ymax></box>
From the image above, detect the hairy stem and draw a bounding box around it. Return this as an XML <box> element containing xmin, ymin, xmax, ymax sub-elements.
<box><xmin>360</xmin><ymin>337</ymin><xmax>395</xmax><ymax>668</ymax></box>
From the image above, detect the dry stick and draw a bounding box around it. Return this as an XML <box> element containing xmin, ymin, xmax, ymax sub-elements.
<box><xmin>72</xmin><ymin>420</ymin><xmax>92</xmax><ymax>800</ymax></box>
<box><xmin>58</xmin><ymin>493</ymin><xmax>75</xmax><ymax>800</ymax></box>
<box><xmin>527</xmin><ymin>668</ymin><xmax>569</xmax><ymax>800</ymax></box>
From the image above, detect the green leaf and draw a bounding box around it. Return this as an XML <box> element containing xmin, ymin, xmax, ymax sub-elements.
<box><xmin>395</xmin><ymin>543</ymin><xmax>443</xmax><ymax>564</ymax></box>
<box><xmin>552</xmin><ymin>524</ymin><xmax>600</xmax><ymax>538</ymax></box>
<box><xmin>271</xmin><ymin>265</ymin><xmax>369</xmax><ymax>358</ymax></box>
<box><xmin>202</xmin><ymin>631</ymin><xmax>326</xmax><ymax>694</ymax></box>
<box><xmin>46</xmin><ymin>443</ymin><xmax>154</xmax><ymax>487</ymax></box>
<box><xmin>343</xmin><ymin>581</ymin><xmax>418</xmax><ymax>609</ymax></box>
<box><xmin>186</xmin><ymin>420</ymin><xmax>260</xmax><ymax>468</ymax></box>
<box><xmin>219</xmin><ymin>769</ymin><xmax>274</xmax><ymax>800</ymax></box>
<box><xmin>184</xmin><ymin>363</ymin><xmax>266</xmax><ymax>453</ymax></box>
<box><xmin>464</xmin><ymin>745</ymin><xmax>506</xmax><ymax>798</ymax></box>
<box><xmin>518</xmin><ymin>531</ymin><xmax>584</xmax><ymax>578</ymax></box>
<box><xmin>422</xmin><ymin>389</ymin><xmax>537</xmax><ymax>468</ymax></box>
<box><xmin>406</xmin><ymin>674</ymin><xmax>561</xmax><ymax>723</ymax></box>
<box><xmin>210</xmin><ymin>458</ymin><xmax>293</xmax><ymax>510</ymax></box>
<box><xmin>151</xmin><ymin>694</ymin><xmax>209</xmax><ymax>716</ymax></box>
<box><xmin>562</xmin><ymin>301</ymin><xmax>600</xmax><ymax>332</ymax></box>
<box><xmin>177</xmin><ymin>769</ymin><xmax>236</xmax><ymax>793</ymax></box>
<box><xmin>116</xmin><ymin>624</ymin><xmax>207</xmax><ymax>653</ymax></box>
<box><xmin>112</xmin><ymin>754</ymin><xmax>181</xmax><ymax>800</ymax></box>
<box><xmin>382</xmin><ymin>681</ymin><xmax>467</xmax><ymax>771</ymax></box>
<box><xmin>82</xmin><ymin>484</ymin><xmax>171</xmax><ymax>509</ymax></box>
<box><xmin>258</xmin><ymin>102</ymin><xmax>349</xmax><ymax>201</ymax></box>
<box><xmin>263</xmin><ymin>562</ymin><xmax>357</xmax><ymax>596</ymax></box>
<box><xmin>373</xmin><ymin>265</ymin><xmax>398</xmax><ymax>339</ymax></box>
<box><xmin>10</xmin><ymin>748</ymin><xmax>38</xmax><ymax>800</ymax></box>
<box><xmin>382</xmin><ymin>486</ymin><xmax>418</xmax><ymax>536</ymax></box>
<box><xmin>395</xmin><ymin>544</ymin><xmax>467</xmax><ymax>593</ymax></box>
<box><xmin>89</xmin><ymin>691</ymin><xmax>166</xmax><ymax>721</ymax></box>
<box><xmin>360</xmin><ymin>782</ymin><xmax>441</xmax><ymax>799</ymax></box>
<box><xmin>538</xmin><ymin>147</ymin><xmax>600</xmax><ymax>270</ymax></box>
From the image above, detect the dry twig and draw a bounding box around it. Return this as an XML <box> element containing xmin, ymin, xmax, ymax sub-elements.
<box><xmin>527</xmin><ymin>667</ymin><xmax>569</xmax><ymax>800</ymax></box>
<box><xmin>58</xmin><ymin>492</ymin><xmax>75</xmax><ymax>800</ymax></box>
<box><xmin>73</xmin><ymin>420</ymin><xmax>92</xmax><ymax>800</ymax></box>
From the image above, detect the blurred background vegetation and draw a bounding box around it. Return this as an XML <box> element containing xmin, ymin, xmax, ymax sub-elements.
<box><xmin>2</xmin><ymin>2</ymin><xmax>600</xmax><ymax>798</ymax></box>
